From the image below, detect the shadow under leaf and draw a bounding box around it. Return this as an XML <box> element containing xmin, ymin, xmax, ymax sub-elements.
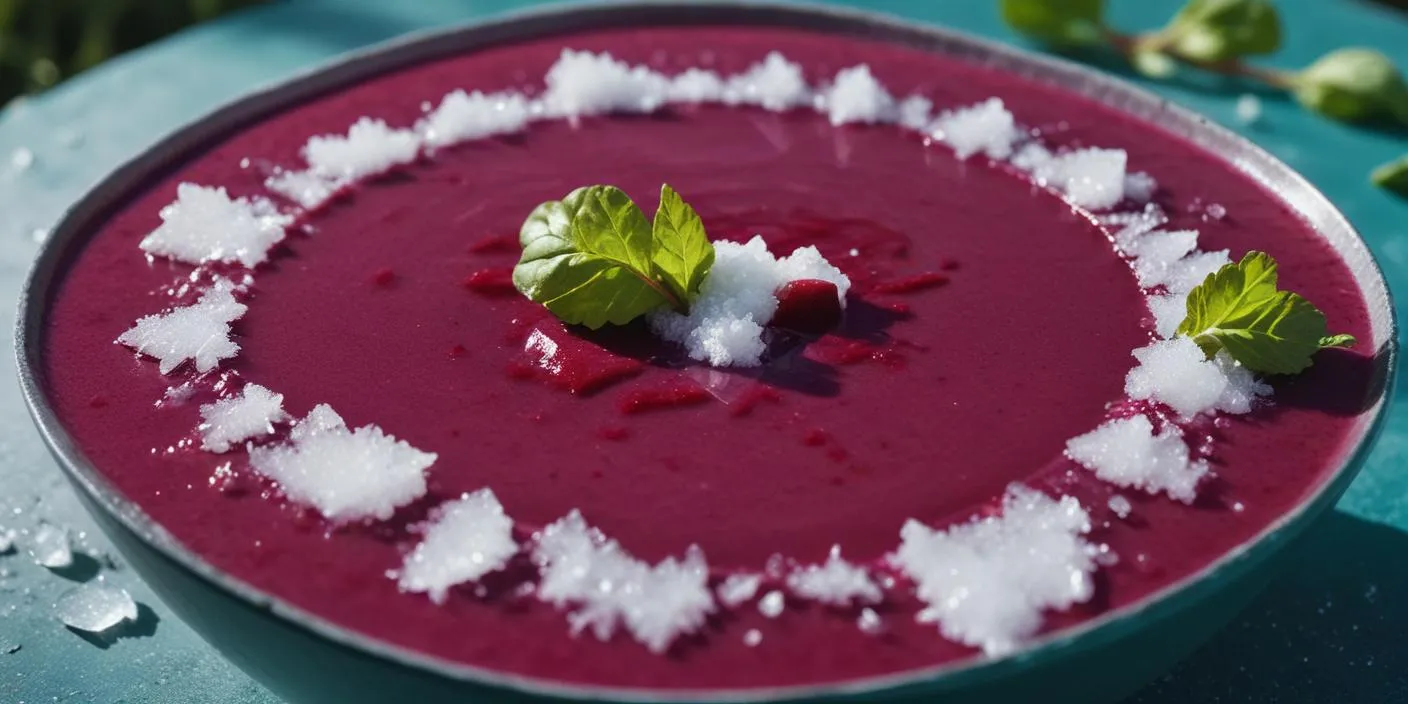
<box><xmin>1271</xmin><ymin>345</ymin><xmax>1392</xmax><ymax>418</ymax></box>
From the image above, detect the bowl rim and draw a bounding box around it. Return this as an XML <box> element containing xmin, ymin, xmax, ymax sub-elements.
<box><xmin>14</xmin><ymin>1</ymin><xmax>1399</xmax><ymax>701</ymax></box>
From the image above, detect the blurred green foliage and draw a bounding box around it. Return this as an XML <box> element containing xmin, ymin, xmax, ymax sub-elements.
<box><xmin>0</xmin><ymin>0</ymin><xmax>264</xmax><ymax>104</ymax></box>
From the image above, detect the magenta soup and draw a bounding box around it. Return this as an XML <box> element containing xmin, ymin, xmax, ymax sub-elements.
<box><xmin>39</xmin><ymin>26</ymin><xmax>1374</xmax><ymax>690</ymax></box>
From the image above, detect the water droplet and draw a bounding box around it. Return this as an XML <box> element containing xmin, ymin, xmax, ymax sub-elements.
<box><xmin>758</xmin><ymin>590</ymin><xmax>785</xmax><ymax>618</ymax></box>
<box><xmin>1107</xmin><ymin>495</ymin><xmax>1132</xmax><ymax>518</ymax></box>
<box><xmin>857</xmin><ymin>607</ymin><xmax>883</xmax><ymax>635</ymax></box>
<box><xmin>10</xmin><ymin>147</ymin><xmax>34</xmax><ymax>172</ymax></box>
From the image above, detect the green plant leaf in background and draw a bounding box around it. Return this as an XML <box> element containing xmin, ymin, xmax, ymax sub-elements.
<box><xmin>0</xmin><ymin>0</ymin><xmax>264</xmax><ymax>104</ymax></box>
<box><xmin>1162</xmin><ymin>0</ymin><xmax>1281</xmax><ymax>62</ymax></box>
<box><xmin>999</xmin><ymin>0</ymin><xmax>1106</xmax><ymax>47</ymax></box>
<box><xmin>997</xmin><ymin>0</ymin><xmax>1408</xmax><ymax>195</ymax></box>
<box><xmin>1371</xmin><ymin>155</ymin><xmax>1408</xmax><ymax>196</ymax></box>
<box><xmin>1294</xmin><ymin>48</ymin><xmax>1408</xmax><ymax>124</ymax></box>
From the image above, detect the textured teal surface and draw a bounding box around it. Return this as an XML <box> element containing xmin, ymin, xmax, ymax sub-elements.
<box><xmin>1</xmin><ymin>1</ymin><xmax>1405</xmax><ymax>701</ymax></box>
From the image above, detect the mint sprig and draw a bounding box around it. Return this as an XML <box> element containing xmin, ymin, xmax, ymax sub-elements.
<box><xmin>1158</xmin><ymin>0</ymin><xmax>1281</xmax><ymax>63</ymax></box>
<box><xmin>512</xmin><ymin>184</ymin><xmax>714</xmax><ymax>329</ymax></box>
<box><xmin>1175</xmin><ymin>250</ymin><xmax>1355</xmax><ymax>374</ymax></box>
<box><xmin>651</xmin><ymin>184</ymin><xmax>714</xmax><ymax>304</ymax></box>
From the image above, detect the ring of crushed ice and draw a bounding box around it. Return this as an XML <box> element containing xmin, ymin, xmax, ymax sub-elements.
<box><xmin>111</xmin><ymin>49</ymin><xmax>1271</xmax><ymax>659</ymax></box>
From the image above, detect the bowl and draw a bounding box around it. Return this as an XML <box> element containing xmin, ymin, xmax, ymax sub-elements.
<box><xmin>15</xmin><ymin>2</ymin><xmax>1396</xmax><ymax>703</ymax></box>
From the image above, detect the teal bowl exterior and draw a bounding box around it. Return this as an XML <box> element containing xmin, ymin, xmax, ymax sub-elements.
<box><xmin>15</xmin><ymin>3</ymin><xmax>1396</xmax><ymax>703</ymax></box>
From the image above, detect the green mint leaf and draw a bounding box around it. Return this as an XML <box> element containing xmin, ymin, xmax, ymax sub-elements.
<box><xmin>1294</xmin><ymin>49</ymin><xmax>1408</xmax><ymax>124</ymax></box>
<box><xmin>513</xmin><ymin>185</ymin><xmax>677</xmax><ymax>330</ymax></box>
<box><xmin>999</xmin><ymin>0</ymin><xmax>1106</xmax><ymax>47</ymax></box>
<box><xmin>1166</xmin><ymin>0</ymin><xmax>1281</xmax><ymax>62</ymax></box>
<box><xmin>1206</xmin><ymin>292</ymin><xmax>1326</xmax><ymax>374</ymax></box>
<box><xmin>1175</xmin><ymin>251</ymin><xmax>1353</xmax><ymax>374</ymax></box>
<box><xmin>651</xmin><ymin>184</ymin><xmax>715</xmax><ymax>304</ymax></box>
<box><xmin>1371</xmin><ymin>155</ymin><xmax>1408</xmax><ymax>196</ymax></box>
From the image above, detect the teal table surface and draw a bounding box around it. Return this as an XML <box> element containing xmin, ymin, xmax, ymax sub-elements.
<box><xmin>2</xmin><ymin>1</ymin><xmax>1406</xmax><ymax>701</ymax></box>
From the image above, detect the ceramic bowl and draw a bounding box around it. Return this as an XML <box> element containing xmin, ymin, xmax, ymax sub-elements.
<box><xmin>15</xmin><ymin>3</ymin><xmax>1395</xmax><ymax>703</ymax></box>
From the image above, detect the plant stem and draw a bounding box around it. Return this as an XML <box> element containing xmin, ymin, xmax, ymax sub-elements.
<box><xmin>1103</xmin><ymin>28</ymin><xmax>1297</xmax><ymax>90</ymax></box>
<box><xmin>640</xmin><ymin>273</ymin><xmax>688</xmax><ymax>315</ymax></box>
<box><xmin>1192</xmin><ymin>330</ymin><xmax>1223</xmax><ymax>353</ymax></box>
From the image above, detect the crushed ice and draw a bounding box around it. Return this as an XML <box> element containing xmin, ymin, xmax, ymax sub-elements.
<box><xmin>247</xmin><ymin>404</ymin><xmax>435</xmax><ymax>521</ymax></box>
<box><xmin>54</xmin><ymin>584</ymin><xmax>138</xmax><ymax>634</ymax></box>
<box><xmin>397</xmin><ymin>489</ymin><xmax>517</xmax><ymax>604</ymax></box>
<box><xmin>30</xmin><ymin>524</ymin><xmax>73</xmax><ymax>570</ymax></box>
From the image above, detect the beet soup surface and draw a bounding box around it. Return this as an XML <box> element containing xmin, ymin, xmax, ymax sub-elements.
<box><xmin>39</xmin><ymin>26</ymin><xmax>1375</xmax><ymax>690</ymax></box>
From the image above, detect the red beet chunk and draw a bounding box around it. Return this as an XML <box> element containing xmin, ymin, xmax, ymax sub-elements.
<box><xmin>871</xmin><ymin>271</ymin><xmax>949</xmax><ymax>294</ymax></box>
<box><xmin>370</xmin><ymin>267</ymin><xmax>396</xmax><ymax>286</ymax></box>
<box><xmin>618</xmin><ymin>380</ymin><xmax>712</xmax><ymax>414</ymax></box>
<box><xmin>519</xmin><ymin>320</ymin><xmax>645</xmax><ymax>395</ymax></box>
<box><xmin>468</xmin><ymin>233</ymin><xmax>520</xmax><ymax>254</ymax></box>
<box><xmin>771</xmin><ymin>279</ymin><xmax>843</xmax><ymax>335</ymax></box>
<box><xmin>462</xmin><ymin>268</ymin><xmax>518</xmax><ymax>297</ymax></box>
<box><xmin>598</xmin><ymin>425</ymin><xmax>630</xmax><ymax>441</ymax></box>
<box><xmin>806</xmin><ymin>337</ymin><xmax>880</xmax><ymax>366</ymax></box>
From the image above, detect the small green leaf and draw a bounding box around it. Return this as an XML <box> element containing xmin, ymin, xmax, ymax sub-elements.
<box><xmin>513</xmin><ymin>185</ymin><xmax>675</xmax><ymax>329</ymax></box>
<box><xmin>651</xmin><ymin>184</ymin><xmax>715</xmax><ymax>304</ymax></box>
<box><xmin>1320</xmin><ymin>334</ymin><xmax>1358</xmax><ymax>348</ymax></box>
<box><xmin>1210</xmin><ymin>292</ymin><xmax>1327</xmax><ymax>374</ymax></box>
<box><xmin>1371</xmin><ymin>155</ymin><xmax>1408</xmax><ymax>196</ymax></box>
<box><xmin>1165</xmin><ymin>0</ymin><xmax>1281</xmax><ymax>62</ymax></box>
<box><xmin>1293</xmin><ymin>49</ymin><xmax>1408</xmax><ymax>124</ymax></box>
<box><xmin>999</xmin><ymin>0</ymin><xmax>1106</xmax><ymax>47</ymax></box>
<box><xmin>1176</xmin><ymin>251</ymin><xmax>1354</xmax><ymax>374</ymax></box>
